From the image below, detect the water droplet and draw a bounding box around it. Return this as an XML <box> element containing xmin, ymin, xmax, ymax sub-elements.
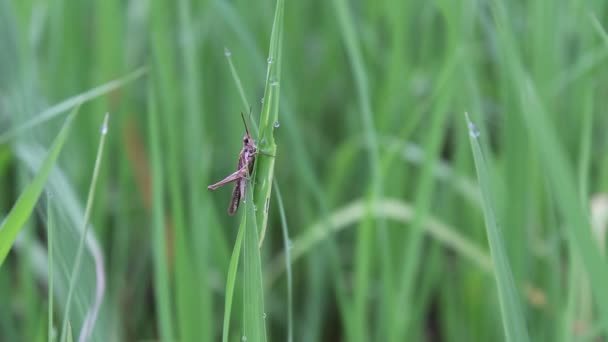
<box><xmin>242</xmin><ymin>336</ymin><xmax>247</xmax><ymax>342</ymax></box>
<box><xmin>101</xmin><ymin>113</ymin><xmax>109</xmax><ymax>135</ymax></box>
<box><xmin>270</xmin><ymin>79</ymin><xmax>279</xmax><ymax>86</ymax></box>
<box><xmin>288</xmin><ymin>239</ymin><xmax>294</xmax><ymax>250</ymax></box>
<box><xmin>264</xmin><ymin>197</ymin><xmax>270</xmax><ymax>214</ymax></box>
<box><xmin>467</xmin><ymin>121</ymin><xmax>480</xmax><ymax>138</ymax></box>
<box><xmin>260</xmin><ymin>98</ymin><xmax>265</xmax><ymax>104</ymax></box>
<box><xmin>263</xmin><ymin>312</ymin><xmax>267</xmax><ymax>319</ymax></box>
<box><xmin>260</xmin><ymin>138</ymin><xmax>266</xmax><ymax>145</ymax></box>
<box><xmin>224</xmin><ymin>48</ymin><xmax>231</xmax><ymax>57</ymax></box>
<box><xmin>253</xmin><ymin>204</ymin><xmax>258</xmax><ymax>212</ymax></box>
<box><xmin>273</xmin><ymin>121</ymin><xmax>280</xmax><ymax>128</ymax></box>
<box><xmin>267</xmin><ymin>57</ymin><xmax>273</xmax><ymax>64</ymax></box>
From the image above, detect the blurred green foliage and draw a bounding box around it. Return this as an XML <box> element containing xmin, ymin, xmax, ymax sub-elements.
<box><xmin>1</xmin><ymin>0</ymin><xmax>608</xmax><ymax>341</ymax></box>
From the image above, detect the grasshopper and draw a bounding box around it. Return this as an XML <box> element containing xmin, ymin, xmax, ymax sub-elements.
<box><xmin>208</xmin><ymin>112</ymin><xmax>266</xmax><ymax>215</ymax></box>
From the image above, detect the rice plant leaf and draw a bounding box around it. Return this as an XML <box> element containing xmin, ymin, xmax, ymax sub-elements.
<box><xmin>0</xmin><ymin>67</ymin><xmax>146</xmax><ymax>144</ymax></box>
<box><xmin>65</xmin><ymin>321</ymin><xmax>73</xmax><ymax>342</ymax></box>
<box><xmin>274</xmin><ymin>182</ymin><xmax>293</xmax><ymax>342</ymax></box>
<box><xmin>0</xmin><ymin>107</ymin><xmax>78</xmax><ymax>267</ymax></box>
<box><xmin>253</xmin><ymin>0</ymin><xmax>284</xmax><ymax>244</ymax></box>
<box><xmin>47</xmin><ymin>196</ymin><xmax>55</xmax><ymax>342</ymax></box>
<box><xmin>243</xmin><ymin>186</ymin><xmax>268</xmax><ymax>342</ymax></box>
<box><xmin>519</xmin><ymin>81</ymin><xmax>608</xmax><ymax>331</ymax></box>
<box><xmin>59</xmin><ymin>114</ymin><xmax>109</xmax><ymax>342</ymax></box>
<box><xmin>266</xmin><ymin>198</ymin><xmax>492</xmax><ymax>288</ymax></box>
<box><xmin>147</xmin><ymin>81</ymin><xmax>175</xmax><ymax>341</ymax></box>
<box><xmin>465</xmin><ymin>113</ymin><xmax>530</xmax><ymax>342</ymax></box>
<box><xmin>221</xmin><ymin>218</ymin><xmax>245</xmax><ymax>342</ymax></box>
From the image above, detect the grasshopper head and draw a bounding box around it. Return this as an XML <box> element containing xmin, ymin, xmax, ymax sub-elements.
<box><xmin>243</xmin><ymin>134</ymin><xmax>257</xmax><ymax>153</ymax></box>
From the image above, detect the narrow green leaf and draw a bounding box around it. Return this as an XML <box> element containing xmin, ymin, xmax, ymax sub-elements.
<box><xmin>60</xmin><ymin>113</ymin><xmax>109</xmax><ymax>342</ymax></box>
<box><xmin>224</xmin><ymin>47</ymin><xmax>252</xmax><ymax>112</ymax></box>
<box><xmin>243</xmin><ymin>187</ymin><xmax>267</xmax><ymax>342</ymax></box>
<box><xmin>490</xmin><ymin>0</ymin><xmax>608</xmax><ymax>333</ymax></box>
<box><xmin>0</xmin><ymin>67</ymin><xmax>146</xmax><ymax>144</ymax></box>
<box><xmin>147</xmin><ymin>81</ymin><xmax>175</xmax><ymax>341</ymax></box>
<box><xmin>274</xmin><ymin>182</ymin><xmax>293</xmax><ymax>342</ymax></box>
<box><xmin>222</xmin><ymin>1</ymin><xmax>283</xmax><ymax>340</ymax></box>
<box><xmin>65</xmin><ymin>321</ymin><xmax>72</xmax><ymax>342</ymax></box>
<box><xmin>177</xmin><ymin>0</ymin><xmax>213</xmax><ymax>339</ymax></box>
<box><xmin>465</xmin><ymin>113</ymin><xmax>530</xmax><ymax>342</ymax></box>
<box><xmin>331</xmin><ymin>0</ymin><xmax>382</xmax><ymax>339</ymax></box>
<box><xmin>519</xmin><ymin>80</ymin><xmax>608</xmax><ymax>332</ymax></box>
<box><xmin>221</xmin><ymin>218</ymin><xmax>245</xmax><ymax>342</ymax></box>
<box><xmin>266</xmin><ymin>198</ymin><xmax>492</xmax><ymax>288</ymax></box>
<box><xmin>47</xmin><ymin>195</ymin><xmax>54</xmax><ymax>342</ymax></box>
<box><xmin>0</xmin><ymin>107</ymin><xmax>78</xmax><ymax>267</ymax></box>
<box><xmin>253</xmin><ymin>0</ymin><xmax>284</xmax><ymax>244</ymax></box>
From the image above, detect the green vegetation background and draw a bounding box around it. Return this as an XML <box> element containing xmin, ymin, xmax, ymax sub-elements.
<box><xmin>1</xmin><ymin>0</ymin><xmax>608</xmax><ymax>341</ymax></box>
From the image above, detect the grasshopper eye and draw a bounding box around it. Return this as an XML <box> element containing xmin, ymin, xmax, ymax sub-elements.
<box><xmin>243</xmin><ymin>137</ymin><xmax>249</xmax><ymax>143</ymax></box>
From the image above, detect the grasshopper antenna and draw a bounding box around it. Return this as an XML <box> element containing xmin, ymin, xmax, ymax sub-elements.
<box><xmin>240</xmin><ymin>111</ymin><xmax>250</xmax><ymax>136</ymax></box>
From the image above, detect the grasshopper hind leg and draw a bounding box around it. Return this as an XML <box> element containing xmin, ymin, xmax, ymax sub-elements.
<box><xmin>228</xmin><ymin>182</ymin><xmax>241</xmax><ymax>215</ymax></box>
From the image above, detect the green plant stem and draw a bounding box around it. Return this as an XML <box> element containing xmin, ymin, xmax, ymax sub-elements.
<box><xmin>60</xmin><ymin>114</ymin><xmax>110</xmax><ymax>342</ymax></box>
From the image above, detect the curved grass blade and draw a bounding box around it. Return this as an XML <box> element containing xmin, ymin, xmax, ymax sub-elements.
<box><xmin>59</xmin><ymin>114</ymin><xmax>109</xmax><ymax>342</ymax></box>
<box><xmin>0</xmin><ymin>67</ymin><xmax>146</xmax><ymax>144</ymax></box>
<box><xmin>0</xmin><ymin>106</ymin><xmax>79</xmax><ymax>267</ymax></box>
<box><xmin>465</xmin><ymin>113</ymin><xmax>530</xmax><ymax>342</ymax></box>
<box><xmin>266</xmin><ymin>198</ymin><xmax>492</xmax><ymax>288</ymax></box>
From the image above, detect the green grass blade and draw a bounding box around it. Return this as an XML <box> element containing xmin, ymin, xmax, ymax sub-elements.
<box><xmin>331</xmin><ymin>0</ymin><xmax>379</xmax><ymax>172</ymax></box>
<box><xmin>465</xmin><ymin>113</ymin><xmax>530</xmax><ymax>342</ymax></box>
<box><xmin>273</xmin><ymin>182</ymin><xmax>293</xmax><ymax>342</ymax></box>
<box><xmin>266</xmin><ymin>198</ymin><xmax>492</xmax><ymax>288</ymax></box>
<box><xmin>520</xmin><ymin>80</ymin><xmax>608</xmax><ymax>332</ymax></box>
<box><xmin>222</xmin><ymin>1</ymin><xmax>284</xmax><ymax>339</ymax></box>
<box><xmin>590</xmin><ymin>13</ymin><xmax>608</xmax><ymax>47</ymax></box>
<box><xmin>243</xmin><ymin>186</ymin><xmax>267</xmax><ymax>342</ymax></box>
<box><xmin>59</xmin><ymin>113</ymin><xmax>109</xmax><ymax>342</ymax></box>
<box><xmin>221</xmin><ymin>219</ymin><xmax>245</xmax><ymax>342</ymax></box>
<box><xmin>147</xmin><ymin>81</ymin><xmax>175</xmax><ymax>342</ymax></box>
<box><xmin>177</xmin><ymin>0</ymin><xmax>213</xmax><ymax>339</ymax></box>
<box><xmin>47</xmin><ymin>194</ymin><xmax>54</xmax><ymax>342</ymax></box>
<box><xmin>149</xmin><ymin>0</ymin><xmax>195</xmax><ymax>339</ymax></box>
<box><xmin>331</xmin><ymin>0</ymin><xmax>382</xmax><ymax>338</ymax></box>
<box><xmin>224</xmin><ymin>47</ymin><xmax>252</xmax><ymax>112</ymax></box>
<box><xmin>490</xmin><ymin>0</ymin><xmax>608</xmax><ymax>334</ymax></box>
<box><xmin>252</xmin><ymin>0</ymin><xmax>284</xmax><ymax>243</ymax></box>
<box><xmin>65</xmin><ymin>322</ymin><xmax>72</xmax><ymax>342</ymax></box>
<box><xmin>0</xmin><ymin>67</ymin><xmax>146</xmax><ymax>144</ymax></box>
<box><xmin>0</xmin><ymin>107</ymin><xmax>78</xmax><ymax>267</ymax></box>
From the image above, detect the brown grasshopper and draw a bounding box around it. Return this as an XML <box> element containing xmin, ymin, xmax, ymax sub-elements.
<box><xmin>207</xmin><ymin>112</ymin><xmax>266</xmax><ymax>215</ymax></box>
